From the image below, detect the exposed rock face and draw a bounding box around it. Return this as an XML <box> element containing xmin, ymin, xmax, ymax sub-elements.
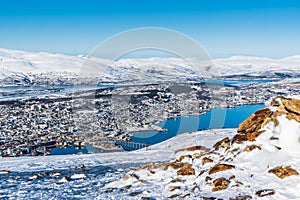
<box><xmin>175</xmin><ymin>145</ymin><xmax>206</xmax><ymax>154</ymax></box>
<box><xmin>177</xmin><ymin>164</ymin><xmax>195</xmax><ymax>176</ymax></box>
<box><xmin>244</xmin><ymin>145</ymin><xmax>261</xmax><ymax>152</ymax></box>
<box><xmin>237</xmin><ymin>108</ymin><xmax>273</xmax><ymax>134</ymax></box>
<box><xmin>202</xmin><ymin>157</ymin><xmax>213</xmax><ymax>165</ymax></box>
<box><xmin>212</xmin><ymin>177</ymin><xmax>229</xmax><ymax>192</ymax></box>
<box><xmin>271</xmin><ymin>96</ymin><xmax>300</xmax><ymax>122</ymax></box>
<box><xmin>208</xmin><ymin>163</ymin><xmax>235</xmax><ymax>175</ymax></box>
<box><xmin>255</xmin><ymin>189</ymin><xmax>275</xmax><ymax>197</ymax></box>
<box><xmin>280</xmin><ymin>97</ymin><xmax>300</xmax><ymax>115</ymax></box>
<box><xmin>213</xmin><ymin>137</ymin><xmax>230</xmax><ymax>150</ymax></box>
<box><xmin>268</xmin><ymin>166</ymin><xmax>299</xmax><ymax>179</ymax></box>
<box><xmin>177</xmin><ymin>155</ymin><xmax>192</xmax><ymax>162</ymax></box>
<box><xmin>232</xmin><ymin>130</ymin><xmax>265</xmax><ymax>144</ymax></box>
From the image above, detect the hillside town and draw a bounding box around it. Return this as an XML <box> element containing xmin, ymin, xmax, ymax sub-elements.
<box><xmin>0</xmin><ymin>77</ymin><xmax>299</xmax><ymax>157</ymax></box>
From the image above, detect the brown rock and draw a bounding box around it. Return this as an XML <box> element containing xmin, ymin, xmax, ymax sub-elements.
<box><xmin>140</xmin><ymin>162</ymin><xmax>168</xmax><ymax>171</ymax></box>
<box><xmin>212</xmin><ymin>177</ymin><xmax>229</xmax><ymax>192</ymax></box>
<box><xmin>177</xmin><ymin>155</ymin><xmax>192</xmax><ymax>162</ymax></box>
<box><xmin>170</xmin><ymin>186</ymin><xmax>181</xmax><ymax>191</ymax></box>
<box><xmin>244</xmin><ymin>145</ymin><xmax>261</xmax><ymax>152</ymax></box>
<box><xmin>229</xmin><ymin>195</ymin><xmax>252</xmax><ymax>200</ymax></box>
<box><xmin>202</xmin><ymin>157</ymin><xmax>213</xmax><ymax>165</ymax></box>
<box><xmin>141</xmin><ymin>197</ymin><xmax>151</xmax><ymax>200</ymax></box>
<box><xmin>232</xmin><ymin>130</ymin><xmax>265</xmax><ymax>144</ymax></box>
<box><xmin>213</xmin><ymin>137</ymin><xmax>230</xmax><ymax>150</ymax></box>
<box><xmin>286</xmin><ymin>112</ymin><xmax>300</xmax><ymax>123</ymax></box>
<box><xmin>280</xmin><ymin>97</ymin><xmax>300</xmax><ymax>115</ymax></box>
<box><xmin>141</xmin><ymin>197</ymin><xmax>154</xmax><ymax>200</ymax></box>
<box><xmin>175</xmin><ymin>145</ymin><xmax>206</xmax><ymax>154</ymax></box>
<box><xmin>123</xmin><ymin>185</ymin><xmax>132</xmax><ymax>189</ymax></box>
<box><xmin>238</xmin><ymin>108</ymin><xmax>272</xmax><ymax>134</ymax></box>
<box><xmin>268</xmin><ymin>166</ymin><xmax>299</xmax><ymax>179</ymax></box>
<box><xmin>202</xmin><ymin>197</ymin><xmax>217</xmax><ymax>200</ymax></box>
<box><xmin>255</xmin><ymin>189</ymin><xmax>275</xmax><ymax>197</ymax></box>
<box><xmin>177</xmin><ymin>164</ymin><xmax>195</xmax><ymax>176</ymax></box>
<box><xmin>270</xmin><ymin>97</ymin><xmax>282</xmax><ymax>107</ymax></box>
<box><xmin>232</xmin><ymin>134</ymin><xmax>248</xmax><ymax>144</ymax></box>
<box><xmin>205</xmin><ymin>176</ymin><xmax>212</xmax><ymax>183</ymax></box>
<box><xmin>165</xmin><ymin>162</ymin><xmax>185</xmax><ymax>170</ymax></box>
<box><xmin>181</xmin><ymin>194</ymin><xmax>190</xmax><ymax>199</ymax></box>
<box><xmin>169</xmin><ymin>178</ymin><xmax>185</xmax><ymax>183</ymax></box>
<box><xmin>192</xmin><ymin>152</ymin><xmax>206</xmax><ymax>159</ymax></box>
<box><xmin>168</xmin><ymin>194</ymin><xmax>180</xmax><ymax>199</ymax></box>
<box><xmin>246</xmin><ymin>130</ymin><xmax>265</xmax><ymax>141</ymax></box>
<box><xmin>208</xmin><ymin>163</ymin><xmax>235</xmax><ymax>175</ymax></box>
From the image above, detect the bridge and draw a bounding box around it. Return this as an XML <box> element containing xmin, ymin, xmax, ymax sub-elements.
<box><xmin>115</xmin><ymin>140</ymin><xmax>150</xmax><ymax>151</ymax></box>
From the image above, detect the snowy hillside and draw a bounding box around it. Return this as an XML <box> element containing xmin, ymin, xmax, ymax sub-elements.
<box><xmin>0</xmin><ymin>129</ymin><xmax>235</xmax><ymax>199</ymax></box>
<box><xmin>214</xmin><ymin>55</ymin><xmax>300</xmax><ymax>76</ymax></box>
<box><xmin>1</xmin><ymin>48</ymin><xmax>300</xmax><ymax>84</ymax></box>
<box><xmin>105</xmin><ymin>96</ymin><xmax>300</xmax><ymax>199</ymax></box>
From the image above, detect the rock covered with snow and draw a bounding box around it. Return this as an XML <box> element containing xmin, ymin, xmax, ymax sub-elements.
<box><xmin>105</xmin><ymin>96</ymin><xmax>300</xmax><ymax>199</ymax></box>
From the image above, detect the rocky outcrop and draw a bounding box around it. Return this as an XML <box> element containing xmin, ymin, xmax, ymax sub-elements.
<box><xmin>213</xmin><ymin>137</ymin><xmax>230</xmax><ymax>150</ymax></box>
<box><xmin>202</xmin><ymin>157</ymin><xmax>213</xmax><ymax>165</ymax></box>
<box><xmin>237</xmin><ymin>108</ymin><xmax>273</xmax><ymax>134</ymax></box>
<box><xmin>212</xmin><ymin>177</ymin><xmax>229</xmax><ymax>192</ymax></box>
<box><xmin>175</xmin><ymin>145</ymin><xmax>206</xmax><ymax>154</ymax></box>
<box><xmin>244</xmin><ymin>145</ymin><xmax>261</xmax><ymax>152</ymax></box>
<box><xmin>208</xmin><ymin>163</ymin><xmax>235</xmax><ymax>175</ymax></box>
<box><xmin>280</xmin><ymin>97</ymin><xmax>300</xmax><ymax>115</ymax></box>
<box><xmin>177</xmin><ymin>164</ymin><xmax>195</xmax><ymax>176</ymax></box>
<box><xmin>232</xmin><ymin>130</ymin><xmax>265</xmax><ymax>144</ymax></box>
<box><xmin>268</xmin><ymin>166</ymin><xmax>299</xmax><ymax>179</ymax></box>
<box><xmin>255</xmin><ymin>189</ymin><xmax>275</xmax><ymax>197</ymax></box>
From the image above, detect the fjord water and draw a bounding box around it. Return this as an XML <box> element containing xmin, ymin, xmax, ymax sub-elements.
<box><xmin>131</xmin><ymin>104</ymin><xmax>265</xmax><ymax>145</ymax></box>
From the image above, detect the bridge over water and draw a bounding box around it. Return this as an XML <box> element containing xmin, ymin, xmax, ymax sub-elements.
<box><xmin>115</xmin><ymin>140</ymin><xmax>150</xmax><ymax>151</ymax></box>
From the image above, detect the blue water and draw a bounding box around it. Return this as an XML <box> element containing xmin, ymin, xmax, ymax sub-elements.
<box><xmin>131</xmin><ymin>104</ymin><xmax>265</xmax><ymax>145</ymax></box>
<box><xmin>51</xmin><ymin>146</ymin><xmax>88</xmax><ymax>155</ymax></box>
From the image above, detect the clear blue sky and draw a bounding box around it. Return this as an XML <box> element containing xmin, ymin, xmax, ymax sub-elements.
<box><xmin>1</xmin><ymin>0</ymin><xmax>300</xmax><ymax>58</ymax></box>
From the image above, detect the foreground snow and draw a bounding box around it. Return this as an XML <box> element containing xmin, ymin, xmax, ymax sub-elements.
<box><xmin>0</xmin><ymin>129</ymin><xmax>234</xmax><ymax>173</ymax></box>
<box><xmin>0</xmin><ymin>129</ymin><xmax>234</xmax><ymax>199</ymax></box>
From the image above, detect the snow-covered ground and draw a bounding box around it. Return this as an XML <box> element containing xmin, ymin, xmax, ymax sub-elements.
<box><xmin>0</xmin><ymin>129</ymin><xmax>235</xmax><ymax>199</ymax></box>
<box><xmin>0</xmin><ymin>129</ymin><xmax>235</xmax><ymax>172</ymax></box>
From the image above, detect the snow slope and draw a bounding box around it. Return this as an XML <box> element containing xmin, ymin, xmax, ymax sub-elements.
<box><xmin>0</xmin><ymin>129</ymin><xmax>235</xmax><ymax>173</ymax></box>
<box><xmin>1</xmin><ymin>48</ymin><xmax>300</xmax><ymax>83</ymax></box>
<box><xmin>0</xmin><ymin>129</ymin><xmax>235</xmax><ymax>199</ymax></box>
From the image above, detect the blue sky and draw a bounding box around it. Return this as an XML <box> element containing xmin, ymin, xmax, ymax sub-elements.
<box><xmin>0</xmin><ymin>0</ymin><xmax>300</xmax><ymax>58</ymax></box>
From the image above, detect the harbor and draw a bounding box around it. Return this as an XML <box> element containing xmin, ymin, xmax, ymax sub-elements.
<box><xmin>0</xmin><ymin>78</ymin><xmax>300</xmax><ymax>156</ymax></box>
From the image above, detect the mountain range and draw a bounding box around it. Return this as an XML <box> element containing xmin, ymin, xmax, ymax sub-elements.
<box><xmin>1</xmin><ymin>48</ymin><xmax>300</xmax><ymax>85</ymax></box>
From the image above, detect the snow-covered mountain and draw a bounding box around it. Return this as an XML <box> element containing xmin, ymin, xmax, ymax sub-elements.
<box><xmin>214</xmin><ymin>55</ymin><xmax>300</xmax><ymax>77</ymax></box>
<box><xmin>105</xmin><ymin>96</ymin><xmax>300</xmax><ymax>199</ymax></box>
<box><xmin>1</xmin><ymin>48</ymin><xmax>300</xmax><ymax>85</ymax></box>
